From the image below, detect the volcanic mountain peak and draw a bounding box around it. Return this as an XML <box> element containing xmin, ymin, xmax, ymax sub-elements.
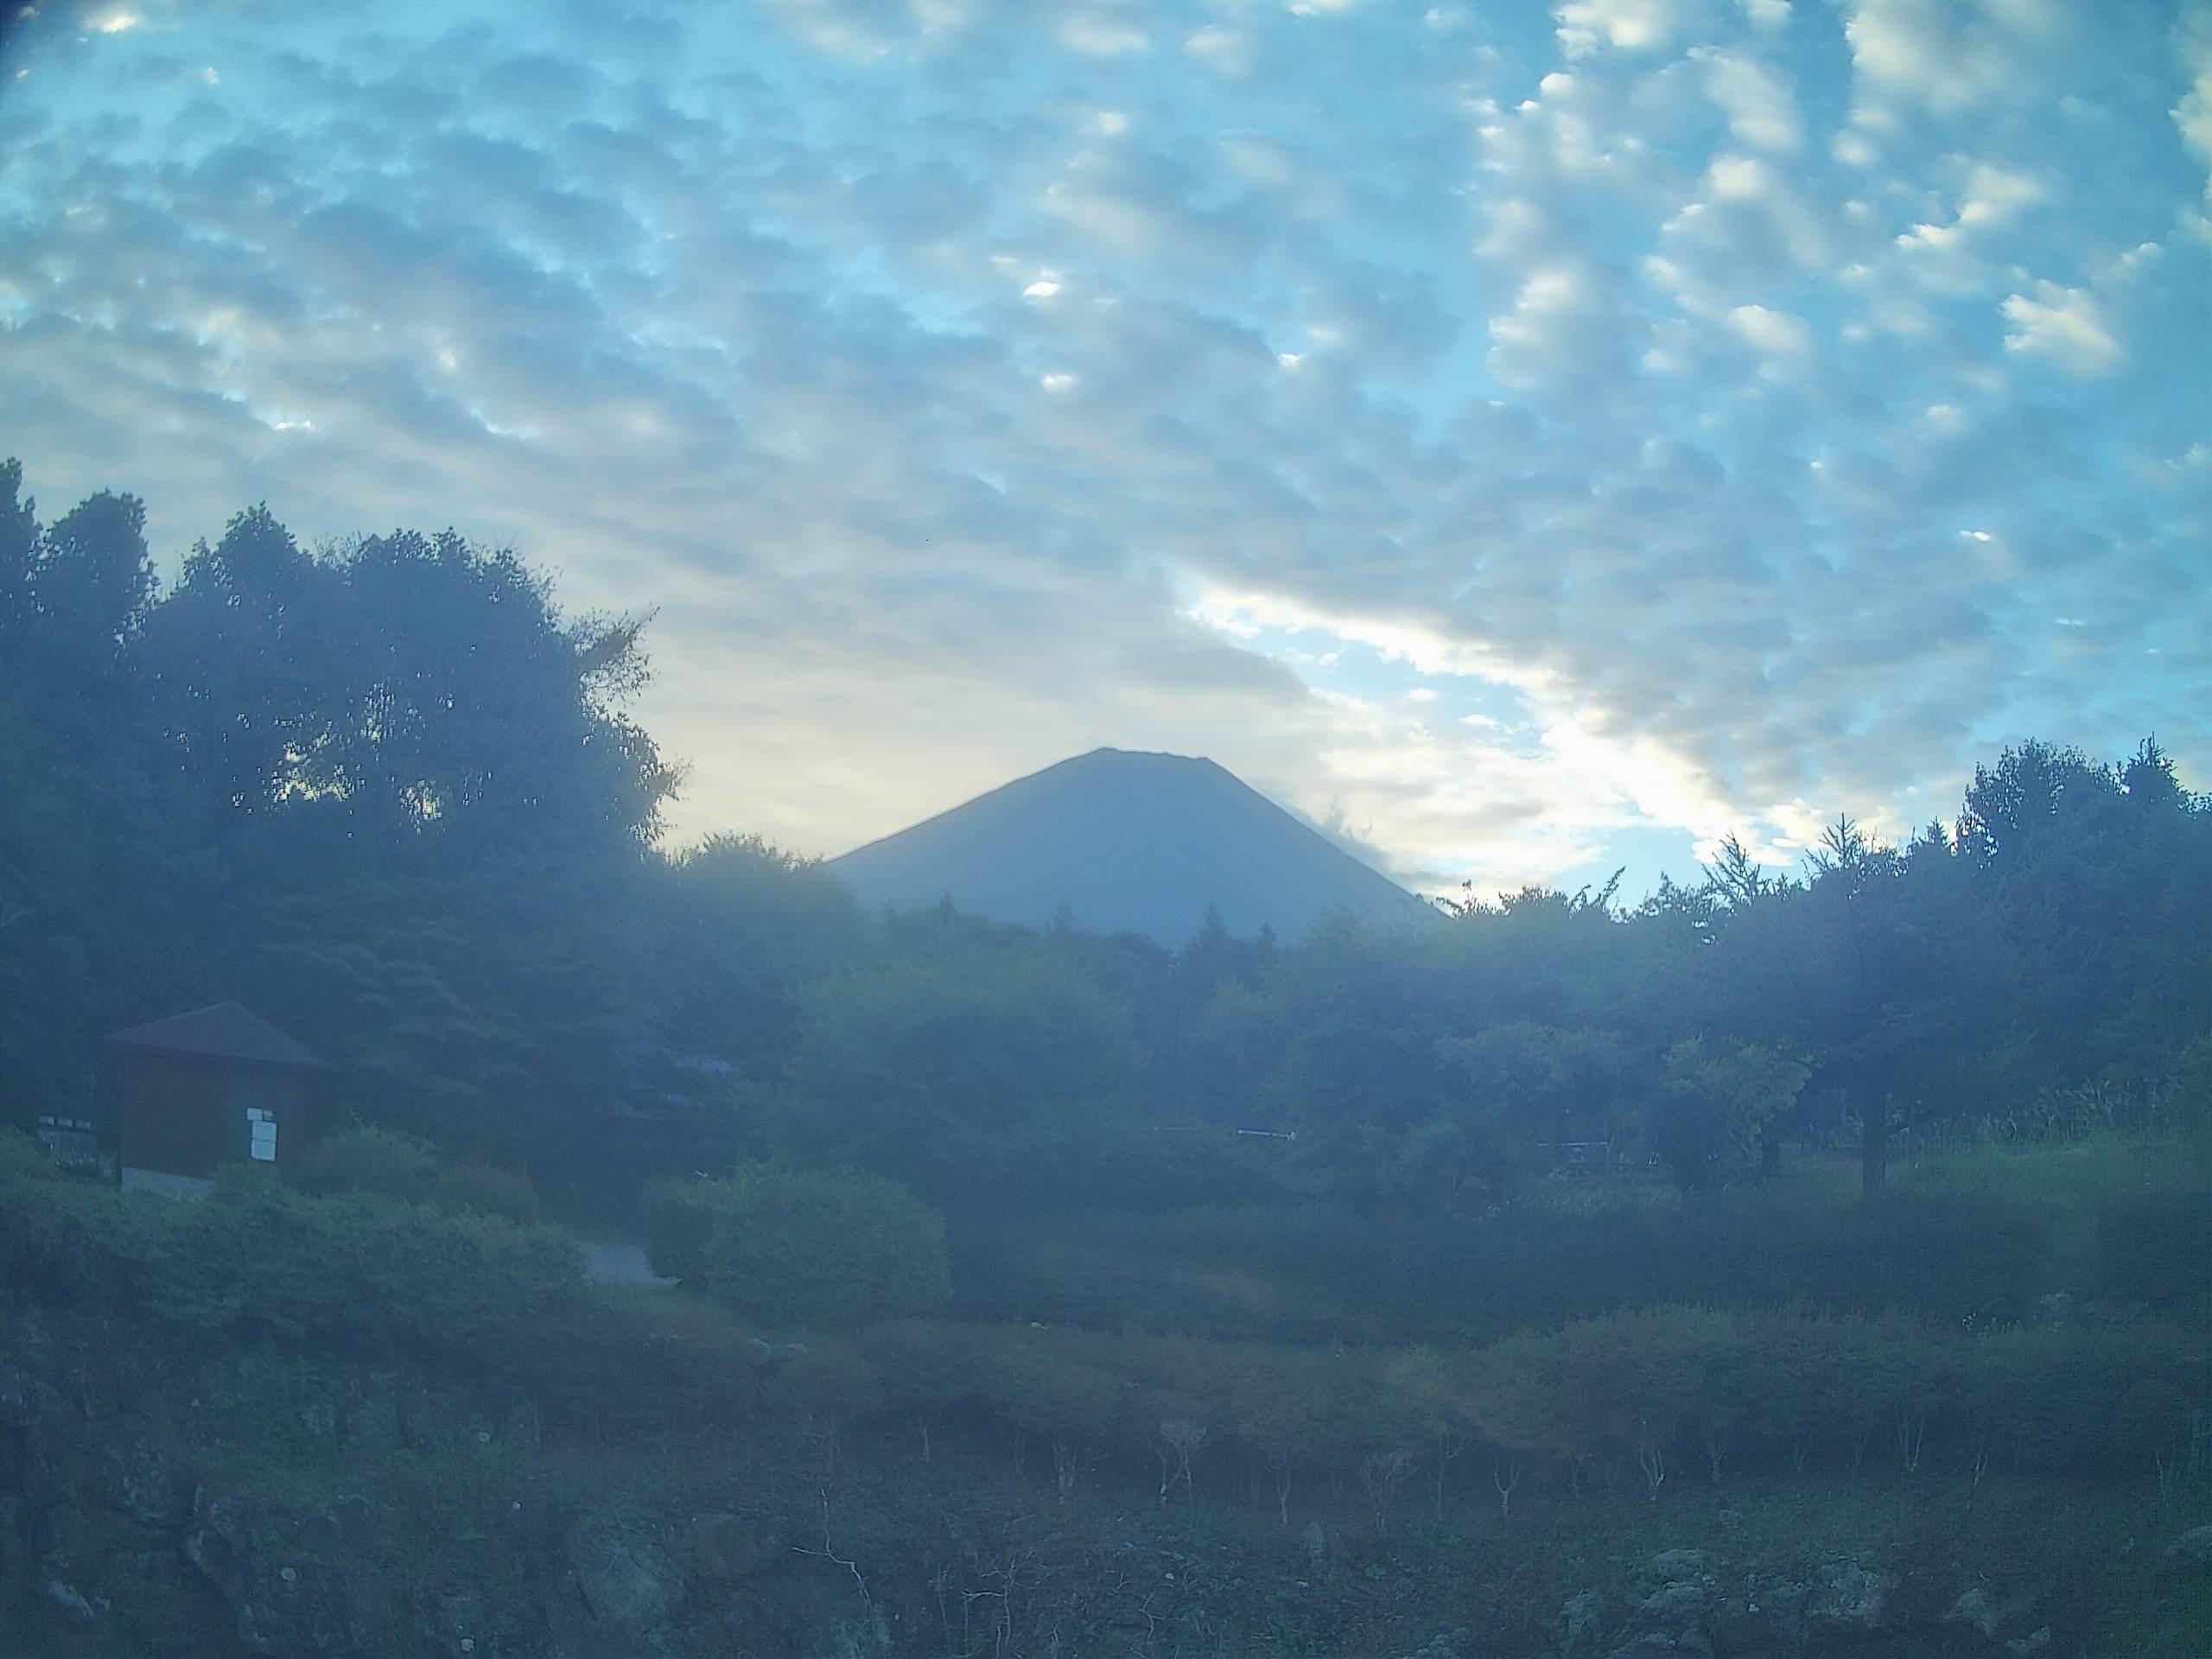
<box><xmin>828</xmin><ymin>747</ymin><xmax>1436</xmax><ymax>946</ymax></box>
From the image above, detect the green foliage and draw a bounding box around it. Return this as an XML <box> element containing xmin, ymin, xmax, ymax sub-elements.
<box><xmin>2095</xmin><ymin>1188</ymin><xmax>2212</xmax><ymax>1305</ymax></box>
<box><xmin>293</xmin><ymin>1127</ymin><xmax>441</xmax><ymax>1205</ymax></box>
<box><xmin>293</xmin><ymin>1125</ymin><xmax>542</xmax><ymax>1223</ymax></box>
<box><xmin>431</xmin><ymin>1159</ymin><xmax>543</xmax><ymax>1223</ymax></box>
<box><xmin>515</xmin><ymin>1286</ymin><xmax>766</xmax><ymax>1431</ymax></box>
<box><xmin>641</xmin><ymin>1178</ymin><xmax>722</xmax><ymax>1283</ymax></box>
<box><xmin>0</xmin><ymin>1145</ymin><xmax>582</xmax><ymax>1367</ymax></box>
<box><xmin>675</xmin><ymin>1165</ymin><xmax>950</xmax><ymax>1329</ymax></box>
<box><xmin>1418</xmin><ymin>1021</ymin><xmax>1645</xmax><ymax>1199</ymax></box>
<box><xmin>959</xmin><ymin>1184</ymin><xmax>2056</xmax><ymax>1344</ymax></box>
<box><xmin>779</xmin><ymin>942</ymin><xmax>1141</xmax><ymax>1205</ymax></box>
<box><xmin>762</xmin><ymin>1341</ymin><xmax>887</xmax><ymax>1432</ymax></box>
<box><xmin>0</xmin><ymin>1128</ymin><xmax>66</xmax><ymax>1186</ymax></box>
<box><xmin>1651</xmin><ymin>1039</ymin><xmax>1808</xmax><ymax>1186</ymax></box>
<box><xmin>836</xmin><ymin>1305</ymin><xmax>2207</xmax><ymax>1506</ymax></box>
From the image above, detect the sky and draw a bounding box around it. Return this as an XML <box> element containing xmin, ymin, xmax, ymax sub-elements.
<box><xmin>2</xmin><ymin>0</ymin><xmax>2207</xmax><ymax>902</ymax></box>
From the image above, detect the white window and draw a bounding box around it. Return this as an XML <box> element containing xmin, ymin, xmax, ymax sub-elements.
<box><xmin>246</xmin><ymin>1107</ymin><xmax>277</xmax><ymax>1161</ymax></box>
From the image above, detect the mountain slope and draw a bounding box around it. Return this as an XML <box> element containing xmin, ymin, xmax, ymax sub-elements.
<box><xmin>826</xmin><ymin>747</ymin><xmax>1436</xmax><ymax>946</ymax></box>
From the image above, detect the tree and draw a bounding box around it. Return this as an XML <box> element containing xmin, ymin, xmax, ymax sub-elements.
<box><xmin>1650</xmin><ymin>1039</ymin><xmax>1809</xmax><ymax>1187</ymax></box>
<box><xmin>779</xmin><ymin>943</ymin><xmax>1139</xmax><ymax>1205</ymax></box>
<box><xmin>141</xmin><ymin>513</ymin><xmax>677</xmax><ymax>854</ymax></box>
<box><xmin>645</xmin><ymin>834</ymin><xmax>864</xmax><ymax>1076</ymax></box>
<box><xmin>675</xmin><ymin>1164</ymin><xmax>950</xmax><ymax>1329</ymax></box>
<box><xmin>26</xmin><ymin>489</ymin><xmax>155</xmax><ymax>670</ymax></box>
<box><xmin>1421</xmin><ymin>1021</ymin><xmax>1645</xmax><ymax>1198</ymax></box>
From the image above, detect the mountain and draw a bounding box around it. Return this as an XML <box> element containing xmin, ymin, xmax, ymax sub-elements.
<box><xmin>826</xmin><ymin>747</ymin><xmax>1437</xmax><ymax>946</ymax></box>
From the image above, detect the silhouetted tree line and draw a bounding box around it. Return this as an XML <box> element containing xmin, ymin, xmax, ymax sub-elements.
<box><xmin>3</xmin><ymin>461</ymin><xmax>2207</xmax><ymax>1217</ymax></box>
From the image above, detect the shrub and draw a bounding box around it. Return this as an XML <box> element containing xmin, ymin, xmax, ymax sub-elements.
<box><xmin>2115</xmin><ymin>1378</ymin><xmax>2195</xmax><ymax>1477</ymax></box>
<box><xmin>762</xmin><ymin>1341</ymin><xmax>885</xmax><ymax>1433</ymax></box>
<box><xmin>968</xmin><ymin>1185</ymin><xmax>2052</xmax><ymax>1345</ymax></box>
<box><xmin>170</xmin><ymin>1171</ymin><xmax>585</xmax><ymax>1356</ymax></box>
<box><xmin>683</xmin><ymin>1165</ymin><xmax>950</xmax><ymax>1329</ymax></box>
<box><xmin>518</xmin><ymin>1288</ymin><xmax>767</xmax><ymax>1431</ymax></box>
<box><xmin>2095</xmin><ymin>1188</ymin><xmax>2211</xmax><ymax>1304</ymax></box>
<box><xmin>433</xmin><ymin>1160</ymin><xmax>543</xmax><ymax>1223</ymax></box>
<box><xmin>292</xmin><ymin>1126</ymin><xmax>440</xmax><ymax>1205</ymax></box>
<box><xmin>0</xmin><ymin>1154</ymin><xmax>584</xmax><ymax>1364</ymax></box>
<box><xmin>0</xmin><ymin>1127</ymin><xmax>66</xmax><ymax>1187</ymax></box>
<box><xmin>641</xmin><ymin>1179</ymin><xmax>721</xmax><ymax>1283</ymax></box>
<box><xmin>291</xmin><ymin>1126</ymin><xmax>542</xmax><ymax>1224</ymax></box>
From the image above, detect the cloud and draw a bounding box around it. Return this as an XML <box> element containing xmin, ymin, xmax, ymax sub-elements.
<box><xmin>2177</xmin><ymin>5</ymin><xmax>2212</xmax><ymax>203</ymax></box>
<box><xmin>0</xmin><ymin>0</ymin><xmax>2202</xmax><ymax>903</ymax></box>
<box><xmin>1726</xmin><ymin>302</ymin><xmax>1812</xmax><ymax>354</ymax></box>
<box><xmin>1556</xmin><ymin>0</ymin><xmax>1681</xmax><ymax>60</ymax></box>
<box><xmin>1693</xmin><ymin>46</ymin><xmax>1802</xmax><ymax>154</ymax></box>
<box><xmin>1183</xmin><ymin>25</ymin><xmax>1248</xmax><ymax>72</ymax></box>
<box><xmin>2000</xmin><ymin>281</ymin><xmax>2123</xmax><ymax>376</ymax></box>
<box><xmin>1059</xmin><ymin>16</ymin><xmax>1148</xmax><ymax>56</ymax></box>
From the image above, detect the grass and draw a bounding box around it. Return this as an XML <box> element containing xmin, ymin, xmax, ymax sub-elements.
<box><xmin>1892</xmin><ymin>1126</ymin><xmax>2211</xmax><ymax>1293</ymax></box>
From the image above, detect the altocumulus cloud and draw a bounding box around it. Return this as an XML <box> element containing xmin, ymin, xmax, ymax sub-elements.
<box><xmin>1</xmin><ymin>0</ymin><xmax>2205</xmax><ymax>899</ymax></box>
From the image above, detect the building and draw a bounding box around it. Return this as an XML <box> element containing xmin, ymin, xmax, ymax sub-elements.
<box><xmin>104</xmin><ymin>1001</ymin><xmax>337</xmax><ymax>1197</ymax></box>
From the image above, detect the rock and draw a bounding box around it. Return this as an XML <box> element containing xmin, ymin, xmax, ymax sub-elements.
<box><xmin>1637</xmin><ymin>1581</ymin><xmax>1708</xmax><ymax>1624</ymax></box>
<box><xmin>0</xmin><ymin>1361</ymin><xmax>73</xmax><ymax>1487</ymax></box>
<box><xmin>1301</xmin><ymin>1518</ymin><xmax>1331</xmax><ymax>1573</ymax></box>
<box><xmin>344</xmin><ymin>1392</ymin><xmax>401</xmax><ymax>1452</ymax></box>
<box><xmin>2005</xmin><ymin>1629</ymin><xmax>2052</xmax><ymax>1656</ymax></box>
<box><xmin>95</xmin><ymin>1433</ymin><xmax>194</xmax><ymax>1529</ymax></box>
<box><xmin>42</xmin><ymin>1560</ymin><xmax>110</xmax><ymax>1623</ymax></box>
<box><xmin>1948</xmin><ymin>1587</ymin><xmax>2002</xmax><ymax>1638</ymax></box>
<box><xmin>184</xmin><ymin>1488</ymin><xmax>391</xmax><ymax>1656</ymax></box>
<box><xmin>690</xmin><ymin>1510</ymin><xmax>775</xmax><ymax>1586</ymax></box>
<box><xmin>1638</xmin><ymin>1549</ymin><xmax>1708</xmax><ymax>1585</ymax></box>
<box><xmin>1561</xmin><ymin>1588</ymin><xmax>1606</xmax><ymax>1650</ymax></box>
<box><xmin>710</xmin><ymin>1555</ymin><xmax>889</xmax><ymax>1658</ymax></box>
<box><xmin>2034</xmin><ymin>1292</ymin><xmax>2076</xmax><ymax>1329</ymax></box>
<box><xmin>1403</xmin><ymin>1628</ymin><xmax>1472</xmax><ymax>1659</ymax></box>
<box><xmin>1619</xmin><ymin>1551</ymin><xmax>1718</xmax><ymax>1656</ymax></box>
<box><xmin>1947</xmin><ymin>1584</ymin><xmax>2041</xmax><ymax>1643</ymax></box>
<box><xmin>1581</xmin><ymin>1552</ymin><xmax>1718</xmax><ymax>1659</ymax></box>
<box><xmin>567</xmin><ymin>1510</ymin><xmax>687</xmax><ymax>1633</ymax></box>
<box><xmin>2158</xmin><ymin>1524</ymin><xmax>2212</xmax><ymax>1576</ymax></box>
<box><xmin>1805</xmin><ymin>1560</ymin><xmax>1897</xmax><ymax>1637</ymax></box>
<box><xmin>423</xmin><ymin>1589</ymin><xmax>490</xmax><ymax>1658</ymax></box>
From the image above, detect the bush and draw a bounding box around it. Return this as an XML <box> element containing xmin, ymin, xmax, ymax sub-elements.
<box><xmin>977</xmin><ymin>1185</ymin><xmax>2052</xmax><ymax>1345</ymax></box>
<box><xmin>642</xmin><ymin>1179</ymin><xmax>721</xmax><ymax>1283</ymax></box>
<box><xmin>681</xmin><ymin>1165</ymin><xmax>950</xmax><ymax>1329</ymax></box>
<box><xmin>762</xmin><ymin>1342</ymin><xmax>885</xmax><ymax>1432</ymax></box>
<box><xmin>0</xmin><ymin>1154</ymin><xmax>584</xmax><ymax>1364</ymax></box>
<box><xmin>292</xmin><ymin>1126</ymin><xmax>439</xmax><ymax>1205</ymax></box>
<box><xmin>518</xmin><ymin>1288</ymin><xmax>766</xmax><ymax>1431</ymax></box>
<box><xmin>172</xmin><ymin>1170</ymin><xmax>585</xmax><ymax>1356</ymax></box>
<box><xmin>1396</xmin><ymin>1185</ymin><xmax>2050</xmax><ymax>1334</ymax></box>
<box><xmin>2095</xmin><ymin>1188</ymin><xmax>2212</xmax><ymax>1304</ymax></box>
<box><xmin>292</xmin><ymin>1125</ymin><xmax>543</xmax><ymax>1224</ymax></box>
<box><xmin>433</xmin><ymin>1160</ymin><xmax>543</xmax><ymax>1224</ymax></box>
<box><xmin>847</xmin><ymin>1306</ymin><xmax>2206</xmax><ymax>1504</ymax></box>
<box><xmin>0</xmin><ymin>1127</ymin><xmax>66</xmax><ymax>1187</ymax></box>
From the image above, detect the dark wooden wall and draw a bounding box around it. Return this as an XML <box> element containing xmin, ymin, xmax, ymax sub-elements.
<box><xmin>115</xmin><ymin>1052</ymin><xmax>327</xmax><ymax>1179</ymax></box>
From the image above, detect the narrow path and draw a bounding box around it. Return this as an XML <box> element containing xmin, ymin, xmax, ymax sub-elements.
<box><xmin>581</xmin><ymin>1240</ymin><xmax>675</xmax><ymax>1289</ymax></box>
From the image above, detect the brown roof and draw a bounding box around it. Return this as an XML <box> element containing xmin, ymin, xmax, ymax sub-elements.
<box><xmin>105</xmin><ymin>1001</ymin><xmax>335</xmax><ymax>1071</ymax></box>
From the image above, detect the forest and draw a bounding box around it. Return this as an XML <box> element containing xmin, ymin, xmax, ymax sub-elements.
<box><xmin>2</xmin><ymin>462</ymin><xmax>2208</xmax><ymax>1657</ymax></box>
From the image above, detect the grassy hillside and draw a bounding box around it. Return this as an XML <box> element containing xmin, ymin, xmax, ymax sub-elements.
<box><xmin>3</xmin><ymin>1128</ymin><xmax>2205</xmax><ymax>1657</ymax></box>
